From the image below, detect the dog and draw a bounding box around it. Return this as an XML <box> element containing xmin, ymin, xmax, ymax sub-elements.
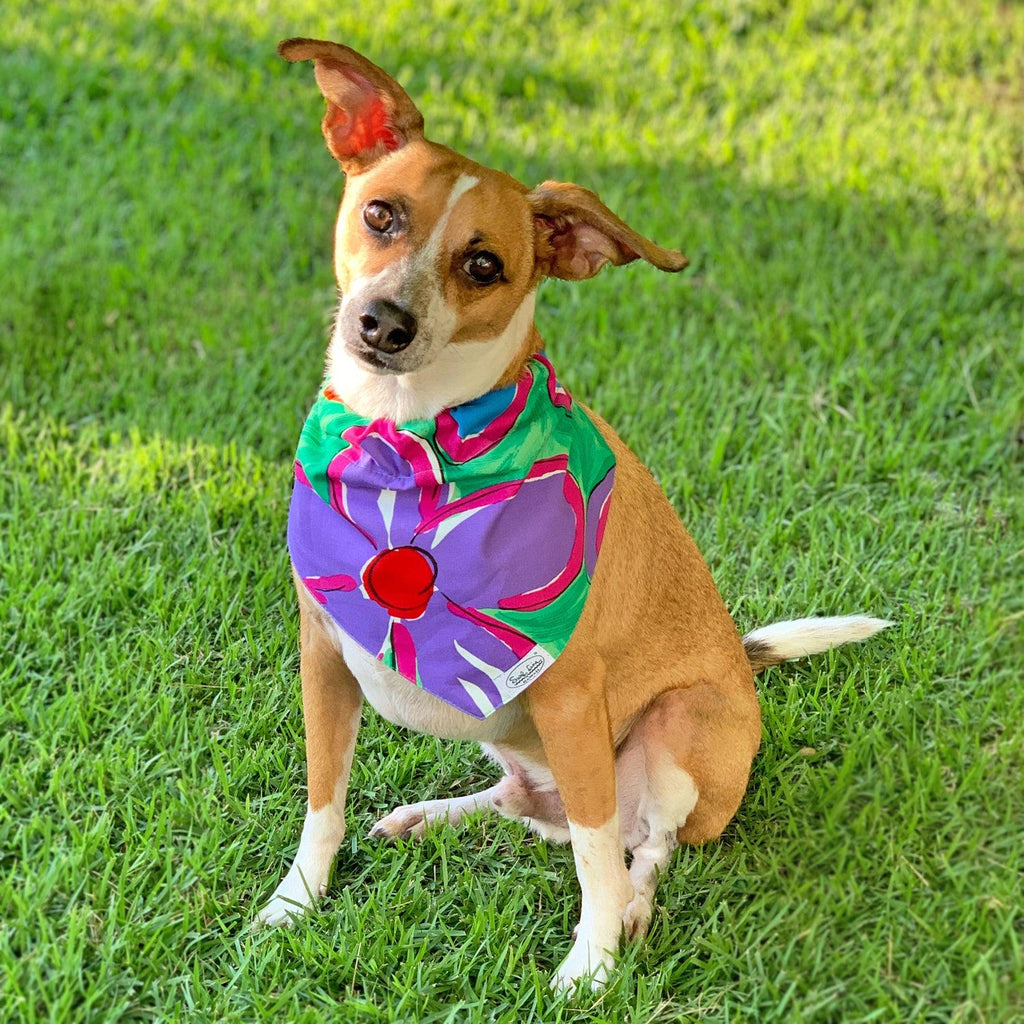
<box><xmin>257</xmin><ymin>38</ymin><xmax>891</xmax><ymax>990</ymax></box>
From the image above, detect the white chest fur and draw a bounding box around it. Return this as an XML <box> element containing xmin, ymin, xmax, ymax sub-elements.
<box><xmin>326</xmin><ymin>619</ymin><xmax>522</xmax><ymax>743</ymax></box>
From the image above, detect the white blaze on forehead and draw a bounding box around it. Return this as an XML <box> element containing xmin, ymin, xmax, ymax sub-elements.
<box><xmin>341</xmin><ymin>172</ymin><xmax>481</xmax><ymax>305</ymax></box>
<box><xmin>441</xmin><ymin>174</ymin><xmax>482</xmax><ymax>224</ymax></box>
<box><xmin>412</xmin><ymin>172</ymin><xmax>481</xmax><ymax>272</ymax></box>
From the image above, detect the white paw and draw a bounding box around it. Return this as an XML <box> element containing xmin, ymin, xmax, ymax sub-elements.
<box><xmin>622</xmin><ymin>893</ymin><xmax>653</xmax><ymax>941</ymax></box>
<box><xmin>551</xmin><ymin>936</ymin><xmax>617</xmax><ymax>992</ymax></box>
<box><xmin>254</xmin><ymin>868</ymin><xmax>325</xmax><ymax>928</ymax></box>
<box><xmin>369</xmin><ymin>804</ymin><xmax>440</xmax><ymax>840</ymax></box>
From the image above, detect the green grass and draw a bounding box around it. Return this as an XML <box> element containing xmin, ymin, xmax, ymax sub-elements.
<box><xmin>2</xmin><ymin>0</ymin><xmax>1022</xmax><ymax>1020</ymax></box>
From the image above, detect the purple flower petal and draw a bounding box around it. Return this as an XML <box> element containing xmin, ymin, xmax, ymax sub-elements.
<box><xmin>584</xmin><ymin>466</ymin><xmax>614</xmax><ymax>579</ymax></box>
<box><xmin>445</xmin><ymin>600</ymin><xmax>535</xmax><ymax>660</ymax></box>
<box><xmin>419</xmin><ymin>455</ymin><xmax>583</xmax><ymax>612</ymax></box>
<box><xmin>327</xmin><ymin>422</ymin><xmax>447</xmax><ymax>549</ymax></box>
<box><xmin>287</xmin><ymin>479</ymin><xmax>389</xmax><ymax>650</ymax></box>
<box><xmin>398</xmin><ymin>593</ymin><xmax>527</xmax><ymax>718</ymax></box>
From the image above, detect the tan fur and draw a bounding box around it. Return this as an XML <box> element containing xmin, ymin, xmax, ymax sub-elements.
<box><xmin>510</xmin><ymin>412</ymin><xmax>760</xmax><ymax>832</ymax></box>
<box><xmin>262</xmin><ymin>39</ymin><xmax>885</xmax><ymax>988</ymax></box>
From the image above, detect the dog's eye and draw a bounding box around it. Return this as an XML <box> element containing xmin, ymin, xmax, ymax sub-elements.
<box><xmin>464</xmin><ymin>251</ymin><xmax>503</xmax><ymax>285</ymax></box>
<box><xmin>363</xmin><ymin>201</ymin><xmax>394</xmax><ymax>234</ymax></box>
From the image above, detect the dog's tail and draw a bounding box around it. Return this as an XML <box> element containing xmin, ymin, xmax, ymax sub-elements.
<box><xmin>742</xmin><ymin>615</ymin><xmax>892</xmax><ymax>674</ymax></box>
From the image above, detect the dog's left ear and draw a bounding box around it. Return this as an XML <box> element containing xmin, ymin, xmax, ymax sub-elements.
<box><xmin>278</xmin><ymin>38</ymin><xmax>424</xmax><ymax>173</ymax></box>
<box><xmin>528</xmin><ymin>181</ymin><xmax>688</xmax><ymax>281</ymax></box>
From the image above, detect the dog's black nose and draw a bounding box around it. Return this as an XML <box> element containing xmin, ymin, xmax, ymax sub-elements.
<box><xmin>358</xmin><ymin>299</ymin><xmax>418</xmax><ymax>353</ymax></box>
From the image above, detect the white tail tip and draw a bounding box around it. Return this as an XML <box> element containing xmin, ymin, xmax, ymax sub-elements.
<box><xmin>743</xmin><ymin>615</ymin><xmax>892</xmax><ymax>672</ymax></box>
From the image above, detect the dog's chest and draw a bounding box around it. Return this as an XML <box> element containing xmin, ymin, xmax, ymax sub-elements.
<box><xmin>328</xmin><ymin>622</ymin><xmax>520</xmax><ymax>742</ymax></box>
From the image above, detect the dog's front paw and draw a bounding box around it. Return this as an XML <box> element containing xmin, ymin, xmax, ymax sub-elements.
<box><xmin>551</xmin><ymin>935</ymin><xmax>616</xmax><ymax>992</ymax></box>
<box><xmin>254</xmin><ymin>867</ymin><xmax>326</xmax><ymax>928</ymax></box>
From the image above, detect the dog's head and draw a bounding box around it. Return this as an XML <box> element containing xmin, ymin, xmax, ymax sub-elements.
<box><xmin>279</xmin><ymin>38</ymin><xmax>688</xmax><ymax>420</ymax></box>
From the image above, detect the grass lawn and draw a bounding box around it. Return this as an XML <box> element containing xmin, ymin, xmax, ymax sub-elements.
<box><xmin>2</xmin><ymin>0</ymin><xmax>1021</xmax><ymax>1020</ymax></box>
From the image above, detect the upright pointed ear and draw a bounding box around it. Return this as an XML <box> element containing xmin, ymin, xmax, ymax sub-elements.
<box><xmin>528</xmin><ymin>181</ymin><xmax>689</xmax><ymax>281</ymax></box>
<box><xmin>278</xmin><ymin>38</ymin><xmax>425</xmax><ymax>173</ymax></box>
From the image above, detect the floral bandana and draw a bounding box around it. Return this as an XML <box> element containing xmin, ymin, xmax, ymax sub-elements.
<box><xmin>287</xmin><ymin>354</ymin><xmax>615</xmax><ymax>719</ymax></box>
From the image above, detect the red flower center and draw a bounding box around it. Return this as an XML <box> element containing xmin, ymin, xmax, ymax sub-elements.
<box><xmin>362</xmin><ymin>546</ymin><xmax>437</xmax><ymax>620</ymax></box>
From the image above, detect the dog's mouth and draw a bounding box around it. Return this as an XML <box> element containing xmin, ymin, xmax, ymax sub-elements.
<box><xmin>351</xmin><ymin>344</ymin><xmax>404</xmax><ymax>373</ymax></box>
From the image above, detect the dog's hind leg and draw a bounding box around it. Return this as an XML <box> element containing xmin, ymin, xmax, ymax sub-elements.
<box><xmin>618</xmin><ymin>678</ymin><xmax>761</xmax><ymax>939</ymax></box>
<box><xmin>615</xmin><ymin>714</ymin><xmax>698</xmax><ymax>941</ymax></box>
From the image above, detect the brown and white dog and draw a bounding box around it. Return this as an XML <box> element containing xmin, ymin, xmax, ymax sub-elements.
<box><xmin>257</xmin><ymin>38</ymin><xmax>890</xmax><ymax>990</ymax></box>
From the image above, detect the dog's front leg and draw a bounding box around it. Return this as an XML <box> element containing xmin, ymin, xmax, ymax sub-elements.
<box><xmin>528</xmin><ymin>661</ymin><xmax>632</xmax><ymax>991</ymax></box>
<box><xmin>257</xmin><ymin>587</ymin><xmax>362</xmax><ymax>926</ymax></box>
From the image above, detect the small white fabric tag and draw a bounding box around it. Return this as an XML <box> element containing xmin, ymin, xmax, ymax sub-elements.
<box><xmin>490</xmin><ymin>646</ymin><xmax>556</xmax><ymax>704</ymax></box>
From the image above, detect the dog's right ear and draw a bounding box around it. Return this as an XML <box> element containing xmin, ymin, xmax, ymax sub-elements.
<box><xmin>278</xmin><ymin>38</ymin><xmax>424</xmax><ymax>174</ymax></box>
